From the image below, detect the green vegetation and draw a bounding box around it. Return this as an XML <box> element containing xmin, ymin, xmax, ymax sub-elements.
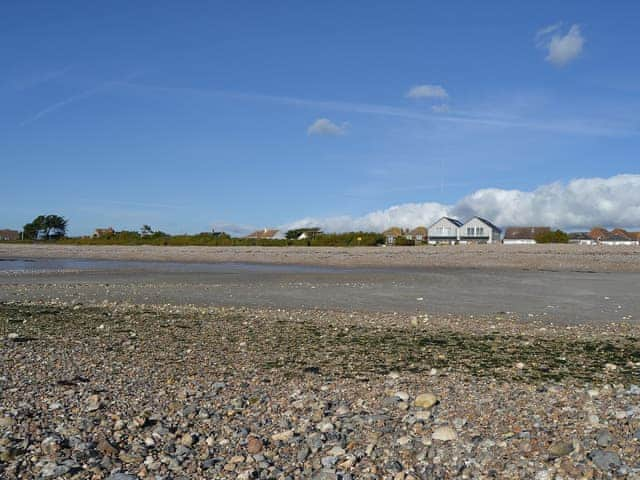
<box><xmin>23</xmin><ymin>214</ymin><xmax>68</xmax><ymax>240</ymax></box>
<box><xmin>534</xmin><ymin>229</ymin><xmax>570</xmax><ymax>244</ymax></box>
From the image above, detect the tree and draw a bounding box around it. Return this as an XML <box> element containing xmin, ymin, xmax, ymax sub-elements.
<box><xmin>140</xmin><ymin>225</ymin><xmax>153</xmax><ymax>237</ymax></box>
<box><xmin>23</xmin><ymin>214</ymin><xmax>67</xmax><ymax>240</ymax></box>
<box><xmin>534</xmin><ymin>229</ymin><xmax>569</xmax><ymax>244</ymax></box>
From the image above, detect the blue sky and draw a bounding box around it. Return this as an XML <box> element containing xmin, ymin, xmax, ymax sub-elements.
<box><xmin>2</xmin><ymin>1</ymin><xmax>640</xmax><ymax>234</ymax></box>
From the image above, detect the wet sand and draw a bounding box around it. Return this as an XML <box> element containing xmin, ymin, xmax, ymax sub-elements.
<box><xmin>2</xmin><ymin>243</ymin><xmax>640</xmax><ymax>272</ymax></box>
<box><xmin>1</xmin><ymin>257</ymin><xmax>638</xmax><ymax>324</ymax></box>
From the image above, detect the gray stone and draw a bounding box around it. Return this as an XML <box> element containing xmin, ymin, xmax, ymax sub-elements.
<box><xmin>589</xmin><ymin>450</ymin><xmax>622</xmax><ymax>471</ymax></box>
<box><xmin>596</xmin><ymin>430</ymin><xmax>613</xmax><ymax>448</ymax></box>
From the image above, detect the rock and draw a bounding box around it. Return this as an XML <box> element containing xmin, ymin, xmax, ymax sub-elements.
<box><xmin>318</xmin><ymin>421</ymin><xmax>334</xmax><ymax>433</ymax></box>
<box><xmin>107</xmin><ymin>474</ymin><xmax>138</xmax><ymax>480</ymax></box>
<box><xmin>432</xmin><ymin>426</ymin><xmax>457</xmax><ymax>442</ymax></box>
<box><xmin>548</xmin><ymin>441</ymin><xmax>574</xmax><ymax>458</ymax></box>
<box><xmin>589</xmin><ymin>450</ymin><xmax>622</xmax><ymax>471</ymax></box>
<box><xmin>321</xmin><ymin>456</ymin><xmax>338</xmax><ymax>467</ymax></box>
<box><xmin>180</xmin><ymin>432</ymin><xmax>195</xmax><ymax>447</ymax></box>
<box><xmin>394</xmin><ymin>391</ymin><xmax>409</xmax><ymax>401</ymax></box>
<box><xmin>86</xmin><ymin>394</ymin><xmax>102</xmax><ymax>411</ymax></box>
<box><xmin>596</xmin><ymin>430</ymin><xmax>613</xmax><ymax>448</ymax></box>
<box><xmin>271</xmin><ymin>430</ymin><xmax>294</xmax><ymax>442</ymax></box>
<box><xmin>246</xmin><ymin>436</ymin><xmax>263</xmax><ymax>454</ymax></box>
<box><xmin>415</xmin><ymin>393</ymin><xmax>438</xmax><ymax>409</ymax></box>
<box><xmin>385</xmin><ymin>460</ymin><xmax>403</xmax><ymax>473</ymax></box>
<box><xmin>0</xmin><ymin>417</ymin><xmax>15</xmax><ymax>428</ymax></box>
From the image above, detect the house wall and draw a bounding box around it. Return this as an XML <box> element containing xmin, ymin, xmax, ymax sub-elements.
<box><xmin>503</xmin><ymin>239</ymin><xmax>536</xmax><ymax>245</ymax></box>
<box><xmin>428</xmin><ymin>218</ymin><xmax>460</xmax><ymax>243</ymax></box>
<box><xmin>459</xmin><ymin>217</ymin><xmax>500</xmax><ymax>244</ymax></box>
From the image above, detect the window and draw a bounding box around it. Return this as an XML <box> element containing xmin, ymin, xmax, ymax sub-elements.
<box><xmin>477</xmin><ymin>227</ymin><xmax>484</xmax><ymax>235</ymax></box>
<box><xmin>467</xmin><ymin>227</ymin><xmax>474</xmax><ymax>236</ymax></box>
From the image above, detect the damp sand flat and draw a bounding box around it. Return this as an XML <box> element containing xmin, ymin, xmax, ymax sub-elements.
<box><xmin>1</xmin><ymin>257</ymin><xmax>639</xmax><ymax>324</ymax></box>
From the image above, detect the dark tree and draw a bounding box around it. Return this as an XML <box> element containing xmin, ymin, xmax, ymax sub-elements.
<box><xmin>23</xmin><ymin>214</ymin><xmax>68</xmax><ymax>240</ymax></box>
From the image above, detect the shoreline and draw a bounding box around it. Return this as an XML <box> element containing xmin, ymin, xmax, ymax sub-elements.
<box><xmin>1</xmin><ymin>243</ymin><xmax>640</xmax><ymax>272</ymax></box>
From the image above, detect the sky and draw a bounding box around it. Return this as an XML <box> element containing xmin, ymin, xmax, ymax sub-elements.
<box><xmin>2</xmin><ymin>1</ymin><xmax>640</xmax><ymax>235</ymax></box>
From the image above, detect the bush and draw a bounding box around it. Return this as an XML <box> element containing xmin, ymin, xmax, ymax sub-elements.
<box><xmin>534</xmin><ymin>229</ymin><xmax>569</xmax><ymax>244</ymax></box>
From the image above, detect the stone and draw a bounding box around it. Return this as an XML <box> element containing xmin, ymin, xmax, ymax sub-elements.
<box><xmin>107</xmin><ymin>474</ymin><xmax>138</xmax><ymax>480</ymax></box>
<box><xmin>0</xmin><ymin>417</ymin><xmax>15</xmax><ymax>428</ymax></box>
<box><xmin>246</xmin><ymin>436</ymin><xmax>263</xmax><ymax>454</ymax></box>
<box><xmin>548</xmin><ymin>441</ymin><xmax>574</xmax><ymax>458</ymax></box>
<box><xmin>432</xmin><ymin>426</ymin><xmax>457</xmax><ymax>442</ymax></box>
<box><xmin>415</xmin><ymin>393</ymin><xmax>438</xmax><ymax>409</ymax></box>
<box><xmin>596</xmin><ymin>430</ymin><xmax>613</xmax><ymax>448</ymax></box>
<box><xmin>271</xmin><ymin>430</ymin><xmax>294</xmax><ymax>442</ymax></box>
<box><xmin>589</xmin><ymin>450</ymin><xmax>622</xmax><ymax>471</ymax></box>
<box><xmin>86</xmin><ymin>394</ymin><xmax>102</xmax><ymax>412</ymax></box>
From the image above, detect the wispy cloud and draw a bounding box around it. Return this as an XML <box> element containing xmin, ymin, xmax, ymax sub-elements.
<box><xmin>118</xmin><ymin>82</ymin><xmax>638</xmax><ymax>137</ymax></box>
<box><xmin>406</xmin><ymin>84</ymin><xmax>448</xmax><ymax>99</ymax></box>
<box><xmin>20</xmin><ymin>72</ymin><xmax>142</xmax><ymax>126</ymax></box>
<box><xmin>536</xmin><ymin>23</ymin><xmax>585</xmax><ymax>67</ymax></box>
<box><xmin>285</xmin><ymin>174</ymin><xmax>640</xmax><ymax>232</ymax></box>
<box><xmin>307</xmin><ymin>118</ymin><xmax>348</xmax><ymax>136</ymax></box>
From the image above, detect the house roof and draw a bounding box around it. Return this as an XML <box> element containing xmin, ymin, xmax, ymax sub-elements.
<box><xmin>0</xmin><ymin>229</ymin><xmax>19</xmax><ymax>239</ymax></box>
<box><xmin>601</xmin><ymin>232</ymin><xmax>636</xmax><ymax>242</ymax></box>
<box><xmin>409</xmin><ymin>226</ymin><xmax>428</xmax><ymax>236</ymax></box>
<box><xmin>463</xmin><ymin>216</ymin><xmax>502</xmax><ymax>232</ymax></box>
<box><xmin>504</xmin><ymin>226</ymin><xmax>550</xmax><ymax>240</ymax></box>
<box><xmin>246</xmin><ymin>228</ymin><xmax>279</xmax><ymax>239</ymax></box>
<box><xmin>382</xmin><ymin>227</ymin><xmax>403</xmax><ymax>237</ymax></box>
<box><xmin>428</xmin><ymin>217</ymin><xmax>463</xmax><ymax>229</ymax></box>
<box><xmin>568</xmin><ymin>232</ymin><xmax>592</xmax><ymax>240</ymax></box>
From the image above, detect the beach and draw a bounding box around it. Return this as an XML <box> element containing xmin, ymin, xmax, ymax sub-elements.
<box><xmin>2</xmin><ymin>244</ymin><xmax>640</xmax><ymax>478</ymax></box>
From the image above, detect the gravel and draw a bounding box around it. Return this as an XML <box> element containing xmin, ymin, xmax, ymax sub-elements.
<box><xmin>2</xmin><ymin>300</ymin><xmax>640</xmax><ymax>478</ymax></box>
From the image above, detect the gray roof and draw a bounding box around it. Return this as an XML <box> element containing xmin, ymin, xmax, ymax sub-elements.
<box><xmin>468</xmin><ymin>216</ymin><xmax>502</xmax><ymax>232</ymax></box>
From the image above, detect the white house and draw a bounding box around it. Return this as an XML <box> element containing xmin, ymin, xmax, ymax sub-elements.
<box><xmin>503</xmin><ymin>227</ymin><xmax>550</xmax><ymax>245</ymax></box>
<box><xmin>458</xmin><ymin>217</ymin><xmax>502</xmax><ymax>244</ymax></box>
<box><xmin>427</xmin><ymin>217</ymin><xmax>463</xmax><ymax>244</ymax></box>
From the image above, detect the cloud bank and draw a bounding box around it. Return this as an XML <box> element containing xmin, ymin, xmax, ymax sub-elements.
<box><xmin>285</xmin><ymin>174</ymin><xmax>640</xmax><ymax>232</ymax></box>
<box><xmin>537</xmin><ymin>23</ymin><xmax>585</xmax><ymax>66</ymax></box>
<box><xmin>307</xmin><ymin>118</ymin><xmax>348</xmax><ymax>136</ymax></box>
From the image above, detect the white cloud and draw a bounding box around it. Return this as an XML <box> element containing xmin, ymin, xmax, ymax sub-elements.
<box><xmin>284</xmin><ymin>174</ymin><xmax>640</xmax><ymax>232</ymax></box>
<box><xmin>307</xmin><ymin>118</ymin><xmax>348</xmax><ymax>136</ymax></box>
<box><xmin>406</xmin><ymin>84</ymin><xmax>449</xmax><ymax>99</ymax></box>
<box><xmin>537</xmin><ymin>23</ymin><xmax>585</xmax><ymax>67</ymax></box>
<box><xmin>431</xmin><ymin>104</ymin><xmax>450</xmax><ymax>113</ymax></box>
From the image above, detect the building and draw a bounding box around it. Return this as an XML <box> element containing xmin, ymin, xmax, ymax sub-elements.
<box><xmin>246</xmin><ymin>228</ymin><xmax>279</xmax><ymax>240</ymax></box>
<box><xmin>458</xmin><ymin>217</ymin><xmax>502</xmax><ymax>244</ymax></box>
<box><xmin>382</xmin><ymin>227</ymin><xmax>403</xmax><ymax>245</ymax></box>
<box><xmin>568</xmin><ymin>232</ymin><xmax>597</xmax><ymax>245</ymax></box>
<box><xmin>0</xmin><ymin>229</ymin><xmax>20</xmax><ymax>241</ymax></box>
<box><xmin>503</xmin><ymin>227</ymin><xmax>551</xmax><ymax>245</ymax></box>
<box><xmin>599</xmin><ymin>231</ymin><xmax>639</xmax><ymax>246</ymax></box>
<box><xmin>295</xmin><ymin>228</ymin><xmax>323</xmax><ymax>240</ymax></box>
<box><xmin>93</xmin><ymin>227</ymin><xmax>115</xmax><ymax>238</ymax></box>
<box><xmin>427</xmin><ymin>217</ymin><xmax>463</xmax><ymax>245</ymax></box>
<box><xmin>588</xmin><ymin>228</ymin><xmax>640</xmax><ymax>245</ymax></box>
<box><xmin>406</xmin><ymin>226</ymin><xmax>428</xmax><ymax>244</ymax></box>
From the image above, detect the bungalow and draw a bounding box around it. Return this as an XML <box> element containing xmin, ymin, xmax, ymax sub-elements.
<box><xmin>459</xmin><ymin>217</ymin><xmax>502</xmax><ymax>244</ymax></box>
<box><xmin>296</xmin><ymin>228</ymin><xmax>323</xmax><ymax>240</ymax></box>
<box><xmin>599</xmin><ymin>231</ymin><xmax>639</xmax><ymax>246</ymax></box>
<box><xmin>246</xmin><ymin>228</ymin><xmax>279</xmax><ymax>240</ymax></box>
<box><xmin>0</xmin><ymin>229</ymin><xmax>20</xmax><ymax>241</ymax></box>
<box><xmin>568</xmin><ymin>232</ymin><xmax>597</xmax><ymax>245</ymax></box>
<box><xmin>93</xmin><ymin>227</ymin><xmax>115</xmax><ymax>238</ymax></box>
<box><xmin>406</xmin><ymin>226</ymin><xmax>428</xmax><ymax>244</ymax></box>
<box><xmin>503</xmin><ymin>227</ymin><xmax>550</xmax><ymax>245</ymax></box>
<box><xmin>382</xmin><ymin>227</ymin><xmax>403</xmax><ymax>245</ymax></box>
<box><xmin>427</xmin><ymin>217</ymin><xmax>463</xmax><ymax>245</ymax></box>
